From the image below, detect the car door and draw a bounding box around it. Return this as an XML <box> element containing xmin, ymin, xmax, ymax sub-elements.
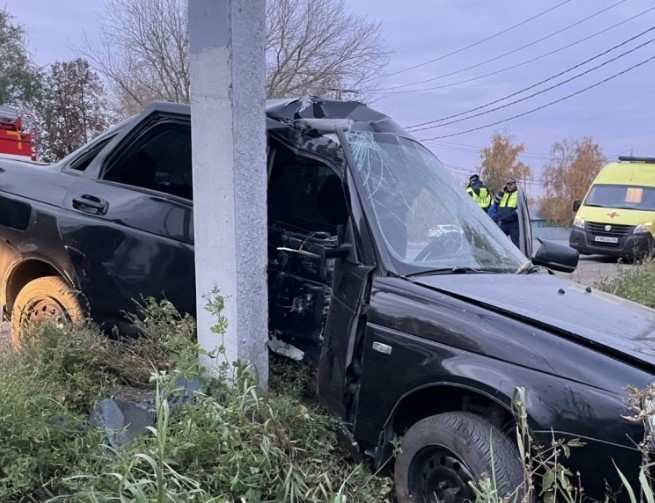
<box><xmin>59</xmin><ymin>109</ymin><xmax>195</xmax><ymax>329</ymax></box>
<box><xmin>317</xmin><ymin>140</ymin><xmax>376</xmax><ymax>420</ymax></box>
<box><xmin>517</xmin><ymin>188</ymin><xmax>533</xmax><ymax>257</ymax></box>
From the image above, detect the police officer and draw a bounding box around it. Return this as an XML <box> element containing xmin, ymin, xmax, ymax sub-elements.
<box><xmin>494</xmin><ymin>179</ymin><xmax>520</xmax><ymax>247</ymax></box>
<box><xmin>466</xmin><ymin>174</ymin><xmax>492</xmax><ymax>212</ymax></box>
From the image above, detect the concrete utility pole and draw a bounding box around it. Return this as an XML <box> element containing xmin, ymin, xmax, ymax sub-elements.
<box><xmin>188</xmin><ymin>0</ymin><xmax>268</xmax><ymax>388</ymax></box>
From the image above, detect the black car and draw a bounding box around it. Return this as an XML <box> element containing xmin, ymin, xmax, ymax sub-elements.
<box><xmin>1</xmin><ymin>98</ymin><xmax>654</xmax><ymax>501</ymax></box>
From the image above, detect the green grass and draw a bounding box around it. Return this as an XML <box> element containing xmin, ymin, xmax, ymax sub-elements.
<box><xmin>595</xmin><ymin>259</ymin><xmax>655</xmax><ymax>309</ymax></box>
<box><xmin>0</xmin><ymin>298</ymin><xmax>391</xmax><ymax>502</ymax></box>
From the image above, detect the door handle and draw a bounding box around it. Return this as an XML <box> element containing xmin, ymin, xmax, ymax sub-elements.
<box><xmin>72</xmin><ymin>194</ymin><xmax>109</xmax><ymax>215</ymax></box>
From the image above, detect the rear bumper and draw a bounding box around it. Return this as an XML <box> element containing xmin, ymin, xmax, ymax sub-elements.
<box><xmin>569</xmin><ymin>227</ymin><xmax>653</xmax><ymax>258</ymax></box>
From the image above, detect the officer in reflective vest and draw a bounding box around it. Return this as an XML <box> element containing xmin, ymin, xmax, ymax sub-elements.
<box><xmin>495</xmin><ymin>179</ymin><xmax>520</xmax><ymax>247</ymax></box>
<box><xmin>466</xmin><ymin>174</ymin><xmax>492</xmax><ymax>212</ymax></box>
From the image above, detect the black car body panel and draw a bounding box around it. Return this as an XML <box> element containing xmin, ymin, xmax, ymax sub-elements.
<box><xmin>1</xmin><ymin>97</ymin><xmax>654</xmax><ymax>496</ymax></box>
<box><xmin>412</xmin><ymin>273</ymin><xmax>655</xmax><ymax>369</ymax></box>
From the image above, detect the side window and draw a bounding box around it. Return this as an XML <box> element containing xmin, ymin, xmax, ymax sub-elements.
<box><xmin>69</xmin><ymin>136</ymin><xmax>114</xmax><ymax>171</ymax></box>
<box><xmin>103</xmin><ymin>122</ymin><xmax>192</xmax><ymax>200</ymax></box>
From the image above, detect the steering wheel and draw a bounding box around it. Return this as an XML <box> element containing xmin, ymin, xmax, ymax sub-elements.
<box><xmin>415</xmin><ymin>228</ymin><xmax>465</xmax><ymax>262</ymax></box>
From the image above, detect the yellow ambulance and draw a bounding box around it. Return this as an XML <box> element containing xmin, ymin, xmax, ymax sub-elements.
<box><xmin>569</xmin><ymin>156</ymin><xmax>655</xmax><ymax>259</ymax></box>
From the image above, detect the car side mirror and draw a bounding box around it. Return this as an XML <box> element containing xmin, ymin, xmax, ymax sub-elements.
<box><xmin>572</xmin><ymin>199</ymin><xmax>581</xmax><ymax>212</ymax></box>
<box><xmin>532</xmin><ymin>240</ymin><xmax>579</xmax><ymax>273</ymax></box>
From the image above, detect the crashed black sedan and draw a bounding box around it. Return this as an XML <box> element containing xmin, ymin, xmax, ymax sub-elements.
<box><xmin>1</xmin><ymin>97</ymin><xmax>654</xmax><ymax>501</ymax></box>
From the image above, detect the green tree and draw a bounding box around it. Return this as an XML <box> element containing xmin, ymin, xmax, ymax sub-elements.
<box><xmin>33</xmin><ymin>59</ymin><xmax>110</xmax><ymax>162</ymax></box>
<box><xmin>0</xmin><ymin>9</ymin><xmax>41</xmax><ymax>105</ymax></box>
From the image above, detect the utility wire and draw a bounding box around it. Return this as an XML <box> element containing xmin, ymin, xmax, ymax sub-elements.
<box><xmin>372</xmin><ymin>4</ymin><xmax>655</xmax><ymax>96</ymax></box>
<box><xmin>374</xmin><ymin>0</ymin><xmax>630</xmax><ymax>92</ymax></box>
<box><xmin>408</xmin><ymin>27</ymin><xmax>655</xmax><ymax>131</ymax></box>
<box><xmin>433</xmin><ymin>141</ymin><xmax>554</xmax><ymax>160</ymax></box>
<box><xmin>382</xmin><ymin>0</ymin><xmax>574</xmax><ymax>78</ymax></box>
<box><xmin>419</xmin><ymin>53</ymin><xmax>655</xmax><ymax>140</ymax></box>
<box><xmin>443</xmin><ymin>162</ymin><xmax>547</xmax><ymax>185</ymax></box>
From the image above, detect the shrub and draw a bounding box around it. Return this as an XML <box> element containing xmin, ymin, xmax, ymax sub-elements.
<box><xmin>0</xmin><ymin>324</ymin><xmax>104</xmax><ymax>500</ymax></box>
<box><xmin>596</xmin><ymin>259</ymin><xmax>655</xmax><ymax>309</ymax></box>
<box><xmin>0</xmin><ymin>298</ymin><xmax>391</xmax><ymax>502</ymax></box>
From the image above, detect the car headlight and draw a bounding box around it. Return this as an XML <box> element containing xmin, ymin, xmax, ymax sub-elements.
<box><xmin>573</xmin><ymin>217</ymin><xmax>585</xmax><ymax>229</ymax></box>
<box><xmin>634</xmin><ymin>222</ymin><xmax>653</xmax><ymax>234</ymax></box>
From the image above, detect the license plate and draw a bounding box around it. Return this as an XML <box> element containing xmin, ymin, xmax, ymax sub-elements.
<box><xmin>594</xmin><ymin>236</ymin><xmax>619</xmax><ymax>244</ymax></box>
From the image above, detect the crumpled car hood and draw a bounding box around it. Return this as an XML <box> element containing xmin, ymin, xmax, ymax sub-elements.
<box><xmin>411</xmin><ymin>272</ymin><xmax>655</xmax><ymax>368</ymax></box>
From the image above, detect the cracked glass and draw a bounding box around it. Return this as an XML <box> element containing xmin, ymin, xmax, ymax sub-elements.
<box><xmin>345</xmin><ymin>131</ymin><xmax>525</xmax><ymax>274</ymax></box>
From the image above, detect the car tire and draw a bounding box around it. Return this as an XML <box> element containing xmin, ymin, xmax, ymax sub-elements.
<box><xmin>10</xmin><ymin>276</ymin><xmax>85</xmax><ymax>347</ymax></box>
<box><xmin>394</xmin><ymin>412</ymin><xmax>524</xmax><ymax>503</ymax></box>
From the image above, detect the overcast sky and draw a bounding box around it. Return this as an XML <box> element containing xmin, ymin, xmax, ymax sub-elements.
<box><xmin>8</xmin><ymin>0</ymin><xmax>655</xmax><ymax>194</ymax></box>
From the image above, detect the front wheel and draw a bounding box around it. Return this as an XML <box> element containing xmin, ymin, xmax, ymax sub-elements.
<box><xmin>10</xmin><ymin>276</ymin><xmax>85</xmax><ymax>347</ymax></box>
<box><xmin>394</xmin><ymin>412</ymin><xmax>524</xmax><ymax>503</ymax></box>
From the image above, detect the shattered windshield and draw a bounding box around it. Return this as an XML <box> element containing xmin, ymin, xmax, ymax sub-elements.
<box><xmin>345</xmin><ymin>131</ymin><xmax>525</xmax><ymax>274</ymax></box>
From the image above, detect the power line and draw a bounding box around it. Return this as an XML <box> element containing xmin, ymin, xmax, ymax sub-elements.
<box><xmin>408</xmin><ymin>29</ymin><xmax>655</xmax><ymax>132</ymax></box>
<box><xmin>382</xmin><ymin>0</ymin><xmax>574</xmax><ymax>78</ymax></box>
<box><xmin>442</xmin><ymin>162</ymin><xmax>547</xmax><ymax>186</ymax></box>
<box><xmin>432</xmin><ymin>141</ymin><xmax>553</xmax><ymax>160</ymax></box>
<box><xmin>371</xmin><ymin>4</ymin><xmax>655</xmax><ymax>96</ymax></box>
<box><xmin>373</xmin><ymin>0</ymin><xmax>630</xmax><ymax>92</ymax></box>
<box><xmin>432</xmin><ymin>140</ymin><xmax>624</xmax><ymax>162</ymax></box>
<box><xmin>419</xmin><ymin>53</ymin><xmax>655</xmax><ymax>140</ymax></box>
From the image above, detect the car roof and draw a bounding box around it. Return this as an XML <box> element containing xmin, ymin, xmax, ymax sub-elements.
<box><xmin>144</xmin><ymin>96</ymin><xmax>409</xmax><ymax>136</ymax></box>
<box><xmin>596</xmin><ymin>160</ymin><xmax>655</xmax><ymax>187</ymax></box>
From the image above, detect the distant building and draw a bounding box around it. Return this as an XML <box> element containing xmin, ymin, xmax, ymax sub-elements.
<box><xmin>0</xmin><ymin>105</ymin><xmax>34</xmax><ymax>161</ymax></box>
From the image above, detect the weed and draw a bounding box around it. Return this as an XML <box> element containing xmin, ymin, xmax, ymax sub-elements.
<box><xmin>0</xmin><ymin>296</ymin><xmax>392</xmax><ymax>502</ymax></box>
<box><xmin>596</xmin><ymin>260</ymin><xmax>655</xmax><ymax>309</ymax></box>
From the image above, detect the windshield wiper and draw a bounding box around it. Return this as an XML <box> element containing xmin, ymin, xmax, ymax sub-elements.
<box><xmin>406</xmin><ymin>267</ymin><xmax>496</xmax><ymax>277</ymax></box>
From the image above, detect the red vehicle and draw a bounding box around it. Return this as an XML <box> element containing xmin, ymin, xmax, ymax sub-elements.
<box><xmin>0</xmin><ymin>105</ymin><xmax>34</xmax><ymax>161</ymax></box>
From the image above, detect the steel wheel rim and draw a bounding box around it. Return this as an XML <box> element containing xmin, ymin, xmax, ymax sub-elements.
<box><xmin>22</xmin><ymin>297</ymin><xmax>68</xmax><ymax>328</ymax></box>
<box><xmin>409</xmin><ymin>445</ymin><xmax>475</xmax><ymax>503</ymax></box>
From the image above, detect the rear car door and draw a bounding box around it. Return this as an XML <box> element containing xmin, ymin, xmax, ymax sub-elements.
<box><xmin>59</xmin><ymin>109</ymin><xmax>195</xmax><ymax>329</ymax></box>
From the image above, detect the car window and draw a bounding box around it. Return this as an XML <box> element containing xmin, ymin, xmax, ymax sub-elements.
<box><xmin>68</xmin><ymin>136</ymin><xmax>114</xmax><ymax>171</ymax></box>
<box><xmin>268</xmin><ymin>153</ymin><xmax>347</xmax><ymax>233</ymax></box>
<box><xmin>103</xmin><ymin>122</ymin><xmax>192</xmax><ymax>200</ymax></box>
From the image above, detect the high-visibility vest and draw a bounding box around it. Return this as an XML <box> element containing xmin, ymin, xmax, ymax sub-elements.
<box><xmin>466</xmin><ymin>186</ymin><xmax>492</xmax><ymax>209</ymax></box>
<box><xmin>499</xmin><ymin>191</ymin><xmax>518</xmax><ymax>209</ymax></box>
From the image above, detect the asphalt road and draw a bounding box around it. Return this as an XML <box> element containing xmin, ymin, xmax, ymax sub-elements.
<box><xmin>568</xmin><ymin>254</ymin><xmax>624</xmax><ymax>285</ymax></box>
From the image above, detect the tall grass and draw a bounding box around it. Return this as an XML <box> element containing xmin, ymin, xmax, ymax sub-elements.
<box><xmin>0</xmin><ymin>297</ymin><xmax>391</xmax><ymax>502</ymax></box>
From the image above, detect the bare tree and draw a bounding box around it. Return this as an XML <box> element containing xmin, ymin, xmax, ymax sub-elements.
<box><xmin>265</xmin><ymin>0</ymin><xmax>386</xmax><ymax>98</ymax></box>
<box><xmin>86</xmin><ymin>0</ymin><xmax>189</xmax><ymax>116</ymax></box>
<box><xmin>86</xmin><ymin>0</ymin><xmax>387</xmax><ymax>116</ymax></box>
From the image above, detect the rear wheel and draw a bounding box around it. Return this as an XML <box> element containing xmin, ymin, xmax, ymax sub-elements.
<box><xmin>10</xmin><ymin>276</ymin><xmax>84</xmax><ymax>347</ymax></box>
<box><xmin>394</xmin><ymin>412</ymin><xmax>524</xmax><ymax>503</ymax></box>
